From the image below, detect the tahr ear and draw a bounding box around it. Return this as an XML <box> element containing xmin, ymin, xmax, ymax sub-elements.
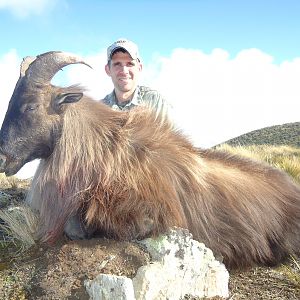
<box><xmin>55</xmin><ymin>92</ymin><xmax>83</xmax><ymax>105</ymax></box>
<box><xmin>53</xmin><ymin>92</ymin><xmax>83</xmax><ymax>112</ymax></box>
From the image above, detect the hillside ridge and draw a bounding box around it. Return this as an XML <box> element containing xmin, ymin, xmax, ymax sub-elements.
<box><xmin>222</xmin><ymin>122</ymin><xmax>300</xmax><ymax>147</ymax></box>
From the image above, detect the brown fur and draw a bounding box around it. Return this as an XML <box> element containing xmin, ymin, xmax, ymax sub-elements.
<box><xmin>26</xmin><ymin>93</ymin><xmax>300</xmax><ymax>269</ymax></box>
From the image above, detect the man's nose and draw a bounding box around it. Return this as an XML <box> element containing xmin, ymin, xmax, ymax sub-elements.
<box><xmin>120</xmin><ymin>65</ymin><xmax>129</xmax><ymax>72</ymax></box>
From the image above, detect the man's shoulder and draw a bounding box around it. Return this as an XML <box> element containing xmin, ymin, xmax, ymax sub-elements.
<box><xmin>136</xmin><ymin>86</ymin><xmax>172</xmax><ymax>116</ymax></box>
<box><xmin>138</xmin><ymin>86</ymin><xmax>162</xmax><ymax>100</ymax></box>
<box><xmin>102</xmin><ymin>91</ymin><xmax>115</xmax><ymax>106</ymax></box>
<box><xmin>138</xmin><ymin>85</ymin><xmax>159</xmax><ymax>94</ymax></box>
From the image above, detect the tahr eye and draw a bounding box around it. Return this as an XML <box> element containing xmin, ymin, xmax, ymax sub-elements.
<box><xmin>24</xmin><ymin>103</ymin><xmax>39</xmax><ymax>112</ymax></box>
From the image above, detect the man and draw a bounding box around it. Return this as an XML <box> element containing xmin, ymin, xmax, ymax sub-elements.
<box><xmin>103</xmin><ymin>38</ymin><xmax>169</xmax><ymax>115</ymax></box>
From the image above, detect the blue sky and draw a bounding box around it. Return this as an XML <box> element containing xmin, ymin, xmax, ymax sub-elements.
<box><xmin>1</xmin><ymin>0</ymin><xmax>300</xmax><ymax>63</ymax></box>
<box><xmin>0</xmin><ymin>0</ymin><xmax>300</xmax><ymax>178</ymax></box>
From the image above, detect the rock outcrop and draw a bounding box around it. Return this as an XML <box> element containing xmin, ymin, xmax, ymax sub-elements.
<box><xmin>85</xmin><ymin>228</ymin><xmax>229</xmax><ymax>299</ymax></box>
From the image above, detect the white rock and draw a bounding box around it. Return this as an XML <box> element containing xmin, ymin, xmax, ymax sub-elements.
<box><xmin>85</xmin><ymin>274</ymin><xmax>135</xmax><ymax>300</ymax></box>
<box><xmin>84</xmin><ymin>227</ymin><xmax>229</xmax><ymax>300</ymax></box>
<box><xmin>134</xmin><ymin>227</ymin><xmax>229</xmax><ymax>299</ymax></box>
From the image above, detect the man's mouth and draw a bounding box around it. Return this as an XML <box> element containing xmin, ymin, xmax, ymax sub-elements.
<box><xmin>119</xmin><ymin>77</ymin><xmax>131</xmax><ymax>82</ymax></box>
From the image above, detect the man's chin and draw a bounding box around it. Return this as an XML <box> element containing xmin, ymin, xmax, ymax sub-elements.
<box><xmin>117</xmin><ymin>81</ymin><xmax>134</xmax><ymax>91</ymax></box>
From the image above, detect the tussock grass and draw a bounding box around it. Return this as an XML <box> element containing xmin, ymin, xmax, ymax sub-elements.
<box><xmin>277</xmin><ymin>255</ymin><xmax>300</xmax><ymax>288</ymax></box>
<box><xmin>0</xmin><ymin>173</ymin><xmax>22</xmax><ymax>189</ymax></box>
<box><xmin>216</xmin><ymin>144</ymin><xmax>300</xmax><ymax>184</ymax></box>
<box><xmin>0</xmin><ymin>205</ymin><xmax>38</xmax><ymax>250</ymax></box>
<box><xmin>0</xmin><ymin>173</ymin><xmax>11</xmax><ymax>188</ymax></box>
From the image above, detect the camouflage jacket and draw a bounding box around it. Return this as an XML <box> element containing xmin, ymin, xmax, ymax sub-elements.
<box><xmin>102</xmin><ymin>85</ymin><xmax>169</xmax><ymax>115</ymax></box>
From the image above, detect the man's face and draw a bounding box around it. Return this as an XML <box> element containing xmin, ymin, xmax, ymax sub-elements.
<box><xmin>105</xmin><ymin>51</ymin><xmax>142</xmax><ymax>94</ymax></box>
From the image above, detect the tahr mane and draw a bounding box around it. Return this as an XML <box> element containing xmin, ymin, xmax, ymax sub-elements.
<box><xmin>31</xmin><ymin>98</ymin><xmax>198</xmax><ymax>242</ymax></box>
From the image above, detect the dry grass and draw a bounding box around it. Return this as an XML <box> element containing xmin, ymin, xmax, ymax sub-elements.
<box><xmin>0</xmin><ymin>205</ymin><xmax>38</xmax><ymax>250</ymax></box>
<box><xmin>278</xmin><ymin>256</ymin><xmax>300</xmax><ymax>288</ymax></box>
<box><xmin>217</xmin><ymin>144</ymin><xmax>300</xmax><ymax>184</ymax></box>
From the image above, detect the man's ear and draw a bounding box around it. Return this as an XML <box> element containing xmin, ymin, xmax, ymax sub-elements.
<box><xmin>53</xmin><ymin>92</ymin><xmax>83</xmax><ymax>112</ymax></box>
<box><xmin>105</xmin><ymin>64</ymin><xmax>111</xmax><ymax>76</ymax></box>
<box><xmin>138</xmin><ymin>61</ymin><xmax>143</xmax><ymax>72</ymax></box>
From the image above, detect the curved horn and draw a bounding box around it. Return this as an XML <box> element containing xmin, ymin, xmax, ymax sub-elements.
<box><xmin>20</xmin><ymin>56</ymin><xmax>36</xmax><ymax>77</ymax></box>
<box><xmin>23</xmin><ymin>51</ymin><xmax>92</xmax><ymax>83</ymax></box>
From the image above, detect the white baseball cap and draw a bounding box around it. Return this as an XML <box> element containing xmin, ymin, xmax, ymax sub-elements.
<box><xmin>107</xmin><ymin>38</ymin><xmax>141</xmax><ymax>61</ymax></box>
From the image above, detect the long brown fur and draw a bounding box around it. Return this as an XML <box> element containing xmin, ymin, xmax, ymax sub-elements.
<box><xmin>27</xmin><ymin>92</ymin><xmax>300</xmax><ymax>269</ymax></box>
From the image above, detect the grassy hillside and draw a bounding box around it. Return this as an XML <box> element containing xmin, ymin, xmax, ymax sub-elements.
<box><xmin>223</xmin><ymin>122</ymin><xmax>300</xmax><ymax>147</ymax></box>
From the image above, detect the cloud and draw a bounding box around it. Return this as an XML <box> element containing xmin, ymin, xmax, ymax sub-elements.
<box><xmin>0</xmin><ymin>0</ymin><xmax>58</xmax><ymax>18</ymax></box>
<box><xmin>142</xmin><ymin>48</ymin><xmax>300</xmax><ymax>147</ymax></box>
<box><xmin>0</xmin><ymin>49</ymin><xmax>19</xmax><ymax>123</ymax></box>
<box><xmin>52</xmin><ymin>52</ymin><xmax>114</xmax><ymax>100</ymax></box>
<box><xmin>0</xmin><ymin>48</ymin><xmax>299</xmax><ymax>178</ymax></box>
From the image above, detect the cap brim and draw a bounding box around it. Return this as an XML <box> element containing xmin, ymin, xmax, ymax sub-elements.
<box><xmin>108</xmin><ymin>47</ymin><xmax>139</xmax><ymax>61</ymax></box>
